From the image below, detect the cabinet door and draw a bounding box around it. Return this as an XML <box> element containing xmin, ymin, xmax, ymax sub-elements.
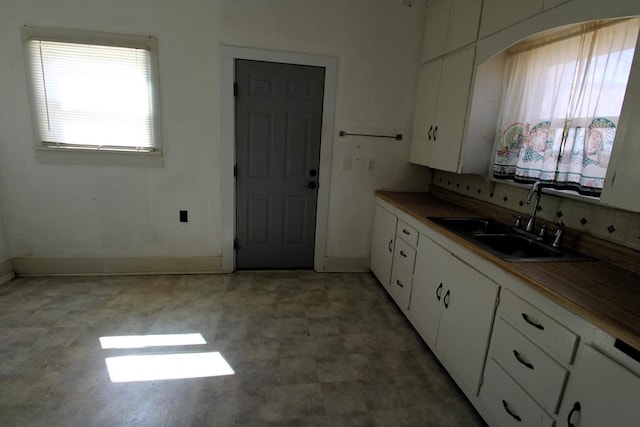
<box><xmin>436</xmin><ymin>253</ymin><xmax>499</xmax><ymax>394</ymax></box>
<box><xmin>408</xmin><ymin>234</ymin><xmax>447</xmax><ymax>346</ymax></box>
<box><xmin>421</xmin><ymin>0</ymin><xmax>450</xmax><ymax>63</ymax></box>
<box><xmin>428</xmin><ymin>47</ymin><xmax>475</xmax><ymax>172</ymax></box>
<box><xmin>558</xmin><ymin>345</ymin><xmax>640</xmax><ymax>427</ymax></box>
<box><xmin>600</xmin><ymin>33</ymin><xmax>640</xmax><ymax>213</ymax></box>
<box><xmin>370</xmin><ymin>204</ymin><xmax>397</xmax><ymax>286</ymax></box>
<box><xmin>409</xmin><ymin>60</ymin><xmax>442</xmax><ymax>167</ymax></box>
<box><xmin>479</xmin><ymin>0</ymin><xmax>543</xmax><ymax>38</ymax></box>
<box><xmin>446</xmin><ymin>0</ymin><xmax>482</xmax><ymax>53</ymax></box>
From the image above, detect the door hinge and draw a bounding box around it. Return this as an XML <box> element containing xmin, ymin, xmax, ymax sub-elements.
<box><xmin>234</xmin><ymin>238</ymin><xmax>238</xmax><ymax>250</ymax></box>
<box><xmin>234</xmin><ymin>164</ymin><xmax>237</xmax><ymax>178</ymax></box>
<box><xmin>495</xmin><ymin>295</ymin><xmax>500</xmax><ymax>307</ymax></box>
<box><xmin>233</xmin><ymin>82</ymin><xmax>238</xmax><ymax>97</ymax></box>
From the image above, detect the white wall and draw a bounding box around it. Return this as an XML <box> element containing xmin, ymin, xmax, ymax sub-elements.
<box><xmin>0</xmin><ymin>0</ymin><xmax>430</xmax><ymax>266</ymax></box>
<box><xmin>0</xmin><ymin>0</ymin><xmax>222</xmax><ymax>260</ymax></box>
<box><xmin>221</xmin><ymin>0</ymin><xmax>431</xmax><ymax>260</ymax></box>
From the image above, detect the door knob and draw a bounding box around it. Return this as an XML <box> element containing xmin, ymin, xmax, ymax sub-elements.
<box><xmin>304</xmin><ymin>181</ymin><xmax>317</xmax><ymax>190</ymax></box>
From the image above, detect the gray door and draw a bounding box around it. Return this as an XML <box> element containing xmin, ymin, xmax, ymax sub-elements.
<box><xmin>235</xmin><ymin>59</ymin><xmax>325</xmax><ymax>269</ymax></box>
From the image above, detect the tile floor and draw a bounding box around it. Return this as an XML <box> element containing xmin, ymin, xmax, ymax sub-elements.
<box><xmin>0</xmin><ymin>272</ymin><xmax>485</xmax><ymax>426</ymax></box>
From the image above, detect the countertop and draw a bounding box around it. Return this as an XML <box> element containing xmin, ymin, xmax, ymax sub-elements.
<box><xmin>377</xmin><ymin>190</ymin><xmax>640</xmax><ymax>352</ymax></box>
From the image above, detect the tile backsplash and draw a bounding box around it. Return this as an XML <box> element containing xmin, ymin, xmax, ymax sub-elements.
<box><xmin>433</xmin><ymin>170</ymin><xmax>640</xmax><ymax>251</ymax></box>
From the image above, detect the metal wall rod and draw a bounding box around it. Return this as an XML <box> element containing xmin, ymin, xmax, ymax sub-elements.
<box><xmin>339</xmin><ymin>130</ymin><xmax>402</xmax><ymax>141</ymax></box>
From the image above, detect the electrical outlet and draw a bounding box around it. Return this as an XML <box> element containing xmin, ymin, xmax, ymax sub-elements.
<box><xmin>179</xmin><ymin>210</ymin><xmax>188</xmax><ymax>222</ymax></box>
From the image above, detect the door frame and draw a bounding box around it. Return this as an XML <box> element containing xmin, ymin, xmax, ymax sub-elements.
<box><xmin>220</xmin><ymin>46</ymin><xmax>338</xmax><ymax>272</ymax></box>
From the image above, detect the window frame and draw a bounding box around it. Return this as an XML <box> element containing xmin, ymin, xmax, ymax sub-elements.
<box><xmin>21</xmin><ymin>26</ymin><xmax>163</xmax><ymax>167</ymax></box>
<box><xmin>490</xmin><ymin>18</ymin><xmax>640</xmax><ymax>200</ymax></box>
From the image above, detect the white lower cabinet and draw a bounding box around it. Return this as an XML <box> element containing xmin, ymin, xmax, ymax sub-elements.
<box><xmin>481</xmin><ymin>359</ymin><xmax>555</xmax><ymax>427</ymax></box>
<box><xmin>370</xmin><ymin>204</ymin><xmax>397</xmax><ymax>286</ymax></box>
<box><xmin>409</xmin><ymin>233</ymin><xmax>499</xmax><ymax>394</ymax></box>
<box><xmin>557</xmin><ymin>344</ymin><xmax>640</xmax><ymax>427</ymax></box>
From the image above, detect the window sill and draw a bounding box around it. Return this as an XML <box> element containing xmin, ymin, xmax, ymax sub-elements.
<box><xmin>491</xmin><ymin>178</ymin><xmax>602</xmax><ymax>206</ymax></box>
<box><xmin>34</xmin><ymin>146</ymin><xmax>163</xmax><ymax>168</ymax></box>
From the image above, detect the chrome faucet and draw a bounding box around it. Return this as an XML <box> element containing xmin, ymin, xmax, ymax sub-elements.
<box><xmin>524</xmin><ymin>181</ymin><xmax>543</xmax><ymax>232</ymax></box>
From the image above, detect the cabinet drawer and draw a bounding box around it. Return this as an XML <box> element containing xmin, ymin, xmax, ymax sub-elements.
<box><xmin>491</xmin><ymin>318</ymin><xmax>568</xmax><ymax>413</ymax></box>
<box><xmin>480</xmin><ymin>358</ymin><xmax>554</xmax><ymax>427</ymax></box>
<box><xmin>389</xmin><ymin>265</ymin><xmax>413</xmax><ymax>309</ymax></box>
<box><xmin>397</xmin><ymin>220</ymin><xmax>418</xmax><ymax>247</ymax></box>
<box><xmin>394</xmin><ymin>238</ymin><xmax>416</xmax><ymax>273</ymax></box>
<box><xmin>499</xmin><ymin>289</ymin><xmax>578</xmax><ymax>364</ymax></box>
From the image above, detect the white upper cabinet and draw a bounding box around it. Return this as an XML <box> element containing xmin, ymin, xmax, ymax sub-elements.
<box><xmin>479</xmin><ymin>0</ymin><xmax>544</xmax><ymax>38</ymax></box>
<box><xmin>542</xmin><ymin>0</ymin><xmax>570</xmax><ymax>10</ymax></box>
<box><xmin>421</xmin><ymin>0</ymin><xmax>482</xmax><ymax>63</ymax></box>
<box><xmin>600</xmin><ymin>32</ymin><xmax>640</xmax><ymax>212</ymax></box>
<box><xmin>410</xmin><ymin>46</ymin><xmax>476</xmax><ymax>172</ymax></box>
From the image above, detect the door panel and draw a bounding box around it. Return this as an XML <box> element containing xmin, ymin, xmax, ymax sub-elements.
<box><xmin>236</xmin><ymin>60</ymin><xmax>325</xmax><ymax>269</ymax></box>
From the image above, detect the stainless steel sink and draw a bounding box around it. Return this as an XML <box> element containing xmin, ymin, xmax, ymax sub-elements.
<box><xmin>427</xmin><ymin>217</ymin><xmax>595</xmax><ymax>263</ymax></box>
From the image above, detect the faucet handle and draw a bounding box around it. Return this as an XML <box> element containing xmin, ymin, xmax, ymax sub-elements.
<box><xmin>536</xmin><ymin>224</ymin><xmax>547</xmax><ymax>241</ymax></box>
<box><xmin>513</xmin><ymin>215</ymin><xmax>522</xmax><ymax>228</ymax></box>
<box><xmin>552</xmin><ymin>219</ymin><xmax>565</xmax><ymax>248</ymax></box>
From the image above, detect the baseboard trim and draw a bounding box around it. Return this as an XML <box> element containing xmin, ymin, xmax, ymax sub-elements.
<box><xmin>322</xmin><ymin>256</ymin><xmax>370</xmax><ymax>272</ymax></box>
<box><xmin>0</xmin><ymin>258</ymin><xmax>15</xmax><ymax>285</ymax></box>
<box><xmin>13</xmin><ymin>256</ymin><xmax>223</xmax><ymax>277</ymax></box>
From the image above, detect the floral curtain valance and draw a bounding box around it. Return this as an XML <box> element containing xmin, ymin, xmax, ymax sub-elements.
<box><xmin>493</xmin><ymin>18</ymin><xmax>640</xmax><ymax>197</ymax></box>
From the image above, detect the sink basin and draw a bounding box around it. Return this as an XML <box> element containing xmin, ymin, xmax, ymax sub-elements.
<box><xmin>428</xmin><ymin>217</ymin><xmax>513</xmax><ymax>234</ymax></box>
<box><xmin>428</xmin><ymin>217</ymin><xmax>595</xmax><ymax>263</ymax></box>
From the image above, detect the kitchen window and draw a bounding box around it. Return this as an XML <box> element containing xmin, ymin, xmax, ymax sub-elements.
<box><xmin>22</xmin><ymin>26</ymin><xmax>162</xmax><ymax>163</ymax></box>
<box><xmin>492</xmin><ymin>18</ymin><xmax>640</xmax><ymax>197</ymax></box>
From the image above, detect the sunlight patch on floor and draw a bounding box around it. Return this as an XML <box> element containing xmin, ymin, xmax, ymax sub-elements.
<box><xmin>105</xmin><ymin>352</ymin><xmax>235</xmax><ymax>382</ymax></box>
<box><xmin>99</xmin><ymin>333</ymin><xmax>207</xmax><ymax>349</ymax></box>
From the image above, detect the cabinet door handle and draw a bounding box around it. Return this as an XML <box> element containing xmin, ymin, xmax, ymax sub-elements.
<box><xmin>396</xmin><ymin>280</ymin><xmax>404</xmax><ymax>288</ymax></box>
<box><xmin>443</xmin><ymin>289</ymin><xmax>450</xmax><ymax>308</ymax></box>
<box><xmin>567</xmin><ymin>401</ymin><xmax>581</xmax><ymax>427</ymax></box>
<box><xmin>400</xmin><ymin>250</ymin><xmax>407</xmax><ymax>258</ymax></box>
<box><xmin>502</xmin><ymin>400</ymin><xmax>522</xmax><ymax>422</ymax></box>
<box><xmin>428</xmin><ymin>125</ymin><xmax>433</xmax><ymax>141</ymax></box>
<box><xmin>433</xmin><ymin>126</ymin><xmax>438</xmax><ymax>141</ymax></box>
<box><xmin>522</xmin><ymin>313</ymin><xmax>545</xmax><ymax>330</ymax></box>
<box><xmin>513</xmin><ymin>350</ymin><xmax>534</xmax><ymax>370</ymax></box>
<box><xmin>436</xmin><ymin>283</ymin><xmax>443</xmax><ymax>301</ymax></box>
<box><xmin>388</xmin><ymin>239</ymin><xmax>393</xmax><ymax>253</ymax></box>
<box><xmin>402</xmin><ymin>229</ymin><xmax>410</xmax><ymax>235</ymax></box>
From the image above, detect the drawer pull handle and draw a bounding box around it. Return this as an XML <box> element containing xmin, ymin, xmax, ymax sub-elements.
<box><xmin>436</xmin><ymin>283</ymin><xmax>443</xmax><ymax>301</ymax></box>
<box><xmin>428</xmin><ymin>125</ymin><xmax>433</xmax><ymax>141</ymax></box>
<box><xmin>513</xmin><ymin>350</ymin><xmax>534</xmax><ymax>370</ymax></box>
<box><xmin>502</xmin><ymin>400</ymin><xmax>522</xmax><ymax>422</ymax></box>
<box><xmin>396</xmin><ymin>280</ymin><xmax>404</xmax><ymax>288</ymax></box>
<box><xmin>522</xmin><ymin>313</ymin><xmax>544</xmax><ymax>330</ymax></box>
<box><xmin>567</xmin><ymin>401</ymin><xmax>581</xmax><ymax>427</ymax></box>
<box><xmin>388</xmin><ymin>239</ymin><xmax>393</xmax><ymax>253</ymax></box>
<box><xmin>402</xmin><ymin>229</ymin><xmax>411</xmax><ymax>235</ymax></box>
<box><xmin>400</xmin><ymin>250</ymin><xmax>407</xmax><ymax>258</ymax></box>
<box><xmin>443</xmin><ymin>289</ymin><xmax>450</xmax><ymax>309</ymax></box>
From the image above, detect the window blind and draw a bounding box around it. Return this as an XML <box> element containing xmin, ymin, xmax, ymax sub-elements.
<box><xmin>28</xmin><ymin>40</ymin><xmax>154</xmax><ymax>151</ymax></box>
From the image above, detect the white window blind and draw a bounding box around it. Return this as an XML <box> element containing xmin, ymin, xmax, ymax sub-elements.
<box><xmin>28</xmin><ymin>40</ymin><xmax>155</xmax><ymax>151</ymax></box>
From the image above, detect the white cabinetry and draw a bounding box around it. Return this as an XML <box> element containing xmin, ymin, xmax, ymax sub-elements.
<box><xmin>558</xmin><ymin>344</ymin><xmax>640</xmax><ymax>426</ymax></box>
<box><xmin>480</xmin><ymin>288</ymin><xmax>579</xmax><ymax>425</ymax></box>
<box><xmin>421</xmin><ymin>0</ymin><xmax>482</xmax><ymax>63</ymax></box>
<box><xmin>479</xmin><ymin>0</ymin><xmax>544</xmax><ymax>38</ymax></box>
<box><xmin>409</xmin><ymin>47</ymin><xmax>476</xmax><ymax>172</ymax></box>
<box><xmin>388</xmin><ymin>220</ymin><xmax>418</xmax><ymax>311</ymax></box>
<box><xmin>370</xmin><ymin>204</ymin><xmax>397</xmax><ymax>286</ymax></box>
<box><xmin>600</xmin><ymin>32</ymin><xmax>640</xmax><ymax>213</ymax></box>
<box><xmin>410</xmin><ymin>233</ymin><xmax>499</xmax><ymax>394</ymax></box>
